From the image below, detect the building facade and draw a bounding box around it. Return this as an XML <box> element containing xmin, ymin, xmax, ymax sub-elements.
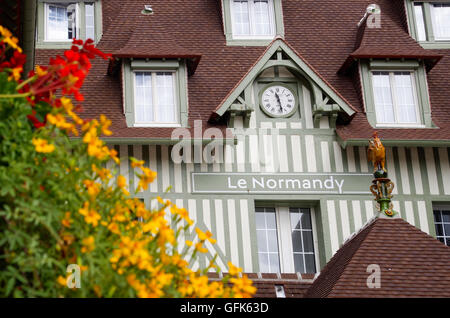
<box><xmin>30</xmin><ymin>0</ymin><xmax>450</xmax><ymax>279</ymax></box>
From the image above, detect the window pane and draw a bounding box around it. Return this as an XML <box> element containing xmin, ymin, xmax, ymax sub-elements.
<box><xmin>134</xmin><ymin>72</ymin><xmax>153</xmax><ymax>123</ymax></box>
<box><xmin>232</xmin><ymin>1</ymin><xmax>250</xmax><ymax>35</ymax></box>
<box><xmin>255</xmin><ymin>209</ymin><xmax>280</xmax><ymax>273</ymax></box>
<box><xmin>393</xmin><ymin>72</ymin><xmax>417</xmax><ymax>124</ymax></box>
<box><xmin>372</xmin><ymin>72</ymin><xmax>395</xmax><ymax>123</ymax></box>
<box><xmin>302</xmin><ymin>231</ymin><xmax>314</xmax><ymax>253</ymax></box>
<box><xmin>414</xmin><ymin>3</ymin><xmax>427</xmax><ymax>41</ymax></box>
<box><xmin>444</xmin><ymin>224</ymin><xmax>450</xmax><ymax>236</ymax></box>
<box><xmin>301</xmin><ymin>210</ymin><xmax>312</xmax><ymax>229</ymax></box>
<box><xmin>253</xmin><ymin>0</ymin><xmax>271</xmax><ymax>35</ymax></box>
<box><xmin>434</xmin><ymin>210</ymin><xmax>442</xmax><ymax>223</ymax></box>
<box><xmin>85</xmin><ymin>3</ymin><xmax>95</xmax><ymax>40</ymax></box>
<box><xmin>155</xmin><ymin>72</ymin><xmax>176</xmax><ymax>123</ymax></box>
<box><xmin>304</xmin><ymin>254</ymin><xmax>316</xmax><ymax>273</ymax></box>
<box><xmin>431</xmin><ymin>3</ymin><xmax>450</xmax><ymax>40</ymax></box>
<box><xmin>442</xmin><ymin>211</ymin><xmax>450</xmax><ymax>222</ymax></box>
<box><xmin>258</xmin><ymin>253</ymin><xmax>270</xmax><ymax>272</ymax></box>
<box><xmin>436</xmin><ymin>223</ymin><xmax>444</xmax><ymax>236</ymax></box>
<box><xmin>269</xmin><ymin>253</ymin><xmax>280</xmax><ymax>273</ymax></box>
<box><xmin>293</xmin><ymin>254</ymin><xmax>304</xmax><ymax>273</ymax></box>
<box><xmin>291</xmin><ymin>231</ymin><xmax>303</xmax><ymax>252</ymax></box>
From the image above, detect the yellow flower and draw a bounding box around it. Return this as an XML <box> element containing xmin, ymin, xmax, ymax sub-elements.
<box><xmin>32</xmin><ymin>138</ymin><xmax>55</xmax><ymax>153</ymax></box>
<box><xmin>99</xmin><ymin>114</ymin><xmax>113</xmax><ymax>136</ymax></box>
<box><xmin>8</xmin><ymin>66</ymin><xmax>22</xmax><ymax>81</ymax></box>
<box><xmin>195</xmin><ymin>228</ymin><xmax>216</xmax><ymax>244</ymax></box>
<box><xmin>137</xmin><ymin>168</ymin><xmax>157</xmax><ymax>191</ymax></box>
<box><xmin>81</xmin><ymin>236</ymin><xmax>95</xmax><ymax>253</ymax></box>
<box><xmin>131</xmin><ymin>158</ymin><xmax>145</xmax><ymax>168</ymax></box>
<box><xmin>83</xmin><ymin>179</ymin><xmax>101</xmax><ymax>198</ymax></box>
<box><xmin>57</xmin><ymin>275</ymin><xmax>67</xmax><ymax>287</ymax></box>
<box><xmin>78</xmin><ymin>202</ymin><xmax>101</xmax><ymax>227</ymax></box>
<box><xmin>228</xmin><ymin>262</ymin><xmax>242</xmax><ymax>276</ymax></box>
<box><xmin>92</xmin><ymin>164</ymin><xmax>112</xmax><ymax>181</ymax></box>
<box><xmin>35</xmin><ymin>65</ymin><xmax>48</xmax><ymax>77</ymax></box>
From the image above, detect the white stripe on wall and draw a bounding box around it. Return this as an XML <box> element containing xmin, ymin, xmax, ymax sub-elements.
<box><xmin>438</xmin><ymin>148</ymin><xmax>450</xmax><ymax>195</ymax></box>
<box><xmin>365</xmin><ymin>200</ymin><xmax>375</xmax><ymax>221</ymax></box>
<box><xmin>392</xmin><ymin>200</ymin><xmax>401</xmax><ymax>218</ymax></box>
<box><xmin>236</xmin><ymin>137</ymin><xmax>246</xmax><ymax>172</ymax></box>
<box><xmin>188</xmin><ymin>199</ymin><xmax>199</xmax><ymax>270</ymax></box>
<box><xmin>278</xmin><ymin>135</ymin><xmax>289</xmax><ymax>172</ymax></box>
<box><xmin>240</xmin><ymin>199</ymin><xmax>253</xmax><ymax>272</ymax></box>
<box><xmin>305</xmin><ymin>135</ymin><xmax>317</xmax><ymax>172</ymax></box>
<box><xmin>339</xmin><ymin>200</ymin><xmax>351</xmax><ymax>241</ymax></box>
<box><xmin>119</xmin><ymin>145</ymin><xmax>129</xmax><ymax>186</ymax></box>
<box><xmin>358</xmin><ymin>146</ymin><xmax>369</xmax><ymax>172</ymax></box>
<box><xmin>397</xmin><ymin>147</ymin><xmax>411</xmax><ymax>195</ymax></box>
<box><xmin>321</xmin><ymin>141</ymin><xmax>331</xmax><ymax>172</ymax></box>
<box><xmin>333</xmin><ymin>142</ymin><xmax>344</xmax><ymax>172</ymax></box>
<box><xmin>224</xmin><ymin>144</ymin><xmax>234</xmax><ymax>172</ymax></box>
<box><xmin>424</xmin><ymin>148</ymin><xmax>439</xmax><ymax>195</ymax></box>
<box><xmin>214</xmin><ymin>199</ymin><xmax>226</xmax><ymax>255</ymax></box>
<box><xmin>227</xmin><ymin>199</ymin><xmax>240</xmax><ymax>266</ymax></box>
<box><xmin>175</xmin><ymin>199</ymin><xmax>185</xmax><ymax>253</ymax></box>
<box><xmin>417</xmin><ymin>201</ymin><xmax>430</xmax><ymax>234</ymax></box>
<box><xmin>161</xmin><ymin>145</ymin><xmax>170</xmax><ymax>192</ymax></box>
<box><xmin>385</xmin><ymin>147</ymin><xmax>398</xmax><ymax>194</ymax></box>
<box><xmin>149</xmin><ymin>145</ymin><xmax>158</xmax><ymax>193</ymax></box>
<box><xmin>327</xmin><ymin>200</ymin><xmax>339</xmax><ymax>255</ymax></box>
<box><xmin>410</xmin><ymin>147</ymin><xmax>423</xmax><ymax>194</ymax></box>
<box><xmin>290</xmin><ymin>135</ymin><xmax>303</xmax><ymax>172</ymax></box>
<box><xmin>352</xmin><ymin>200</ymin><xmax>363</xmax><ymax>231</ymax></box>
<box><xmin>249</xmin><ymin>134</ymin><xmax>261</xmax><ymax>172</ymax></box>
<box><xmin>404</xmin><ymin>201</ymin><xmax>415</xmax><ymax>226</ymax></box>
<box><xmin>133</xmin><ymin>145</ymin><xmax>142</xmax><ymax>192</ymax></box>
<box><xmin>346</xmin><ymin>147</ymin><xmax>356</xmax><ymax>172</ymax></box>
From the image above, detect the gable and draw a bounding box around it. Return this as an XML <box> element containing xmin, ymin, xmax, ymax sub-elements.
<box><xmin>213</xmin><ymin>39</ymin><xmax>357</xmax><ymax>120</ymax></box>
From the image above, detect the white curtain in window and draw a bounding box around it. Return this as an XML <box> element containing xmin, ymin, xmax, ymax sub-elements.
<box><xmin>47</xmin><ymin>5</ymin><xmax>69</xmax><ymax>40</ymax></box>
<box><xmin>414</xmin><ymin>3</ymin><xmax>427</xmax><ymax>41</ymax></box>
<box><xmin>431</xmin><ymin>3</ymin><xmax>450</xmax><ymax>40</ymax></box>
<box><xmin>155</xmin><ymin>72</ymin><xmax>176</xmax><ymax>123</ymax></box>
<box><xmin>255</xmin><ymin>208</ymin><xmax>280</xmax><ymax>273</ymax></box>
<box><xmin>232</xmin><ymin>0</ymin><xmax>250</xmax><ymax>35</ymax></box>
<box><xmin>372</xmin><ymin>72</ymin><xmax>395</xmax><ymax>124</ymax></box>
<box><xmin>134</xmin><ymin>72</ymin><xmax>153</xmax><ymax>123</ymax></box>
<box><xmin>85</xmin><ymin>3</ymin><xmax>95</xmax><ymax>40</ymax></box>
<box><xmin>393</xmin><ymin>72</ymin><xmax>417</xmax><ymax>123</ymax></box>
<box><xmin>253</xmin><ymin>0</ymin><xmax>271</xmax><ymax>35</ymax></box>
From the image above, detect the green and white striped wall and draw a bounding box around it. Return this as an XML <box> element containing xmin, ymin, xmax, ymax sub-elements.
<box><xmin>108</xmin><ymin>133</ymin><xmax>450</xmax><ymax>273</ymax></box>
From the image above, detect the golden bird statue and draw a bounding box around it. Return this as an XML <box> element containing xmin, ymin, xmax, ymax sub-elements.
<box><xmin>367</xmin><ymin>131</ymin><xmax>386</xmax><ymax>173</ymax></box>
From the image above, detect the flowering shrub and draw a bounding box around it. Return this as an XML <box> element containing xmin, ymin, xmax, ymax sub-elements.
<box><xmin>0</xmin><ymin>26</ymin><xmax>256</xmax><ymax>298</ymax></box>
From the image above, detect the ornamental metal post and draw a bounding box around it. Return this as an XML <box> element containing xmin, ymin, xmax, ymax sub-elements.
<box><xmin>367</xmin><ymin>132</ymin><xmax>396</xmax><ymax>217</ymax></box>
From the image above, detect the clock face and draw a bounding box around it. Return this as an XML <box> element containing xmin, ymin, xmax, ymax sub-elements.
<box><xmin>260</xmin><ymin>84</ymin><xmax>297</xmax><ymax>117</ymax></box>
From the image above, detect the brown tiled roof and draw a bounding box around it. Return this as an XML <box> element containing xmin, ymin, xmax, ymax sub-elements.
<box><xmin>305</xmin><ymin>217</ymin><xmax>450</xmax><ymax>298</ymax></box>
<box><xmin>208</xmin><ymin>273</ymin><xmax>314</xmax><ymax>298</ymax></box>
<box><xmin>34</xmin><ymin>0</ymin><xmax>450</xmax><ymax>141</ymax></box>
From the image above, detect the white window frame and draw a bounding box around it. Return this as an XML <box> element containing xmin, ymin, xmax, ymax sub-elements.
<box><xmin>371</xmin><ymin>70</ymin><xmax>423</xmax><ymax>128</ymax></box>
<box><xmin>44</xmin><ymin>2</ymin><xmax>79</xmax><ymax>42</ymax></box>
<box><xmin>230</xmin><ymin>0</ymin><xmax>276</xmax><ymax>40</ymax></box>
<box><xmin>132</xmin><ymin>70</ymin><xmax>180</xmax><ymax>127</ymax></box>
<box><xmin>256</xmin><ymin>206</ymin><xmax>320</xmax><ymax>274</ymax></box>
<box><xmin>429</xmin><ymin>2</ymin><xmax>450</xmax><ymax>41</ymax></box>
<box><xmin>433</xmin><ymin>205</ymin><xmax>450</xmax><ymax>246</ymax></box>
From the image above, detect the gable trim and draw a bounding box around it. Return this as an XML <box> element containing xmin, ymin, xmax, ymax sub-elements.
<box><xmin>213</xmin><ymin>39</ymin><xmax>357</xmax><ymax>117</ymax></box>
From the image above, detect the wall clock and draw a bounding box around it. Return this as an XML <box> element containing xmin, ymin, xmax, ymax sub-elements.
<box><xmin>259</xmin><ymin>83</ymin><xmax>298</xmax><ymax>118</ymax></box>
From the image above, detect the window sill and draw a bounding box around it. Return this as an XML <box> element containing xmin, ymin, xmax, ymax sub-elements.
<box><xmin>225</xmin><ymin>37</ymin><xmax>278</xmax><ymax>47</ymax></box>
<box><xmin>375</xmin><ymin>124</ymin><xmax>426</xmax><ymax>129</ymax></box>
<box><xmin>417</xmin><ymin>41</ymin><xmax>450</xmax><ymax>49</ymax></box>
<box><xmin>132</xmin><ymin>123</ymin><xmax>182</xmax><ymax>128</ymax></box>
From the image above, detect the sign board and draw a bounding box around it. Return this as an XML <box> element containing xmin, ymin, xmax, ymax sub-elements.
<box><xmin>192</xmin><ymin>173</ymin><xmax>372</xmax><ymax>194</ymax></box>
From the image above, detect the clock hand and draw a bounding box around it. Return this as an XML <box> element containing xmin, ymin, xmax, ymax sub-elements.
<box><xmin>275</xmin><ymin>93</ymin><xmax>283</xmax><ymax>111</ymax></box>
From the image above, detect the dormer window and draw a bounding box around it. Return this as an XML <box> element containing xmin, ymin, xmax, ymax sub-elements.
<box><xmin>360</xmin><ymin>60</ymin><xmax>434</xmax><ymax>128</ymax></box>
<box><xmin>371</xmin><ymin>71</ymin><xmax>421</xmax><ymax>126</ymax></box>
<box><xmin>231</xmin><ymin>0</ymin><xmax>275</xmax><ymax>39</ymax></box>
<box><xmin>122</xmin><ymin>59</ymin><xmax>189</xmax><ymax>128</ymax></box>
<box><xmin>407</xmin><ymin>1</ymin><xmax>450</xmax><ymax>48</ymax></box>
<box><xmin>37</xmin><ymin>1</ymin><xmax>102</xmax><ymax>48</ymax></box>
<box><xmin>222</xmin><ymin>0</ymin><xmax>284</xmax><ymax>46</ymax></box>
